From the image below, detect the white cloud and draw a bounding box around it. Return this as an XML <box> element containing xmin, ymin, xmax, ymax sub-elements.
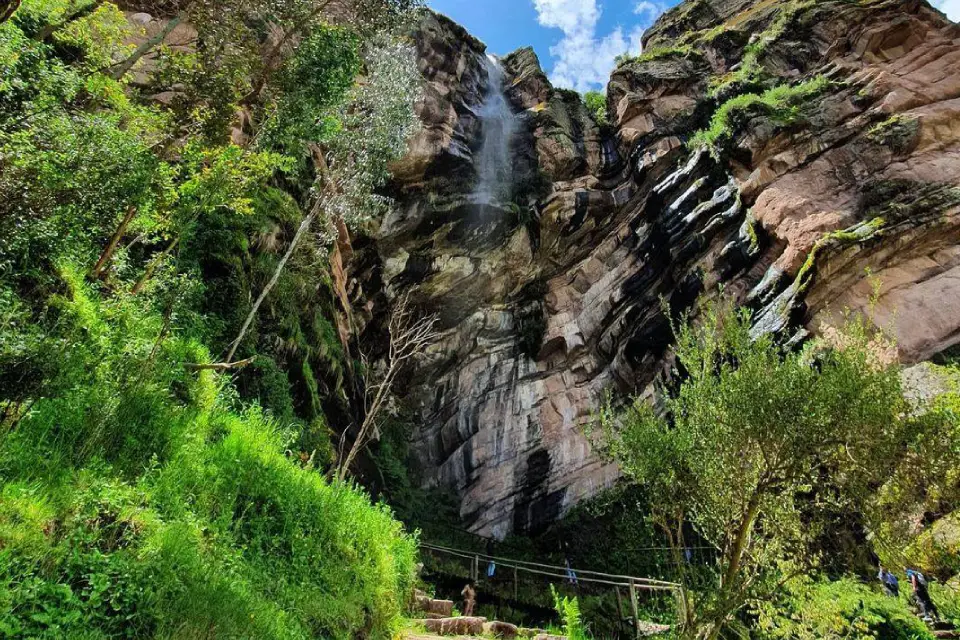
<box><xmin>931</xmin><ymin>0</ymin><xmax>960</xmax><ymax>21</ymax></box>
<box><xmin>532</xmin><ymin>0</ymin><xmax>665</xmax><ymax>92</ymax></box>
<box><xmin>633</xmin><ymin>1</ymin><xmax>662</xmax><ymax>20</ymax></box>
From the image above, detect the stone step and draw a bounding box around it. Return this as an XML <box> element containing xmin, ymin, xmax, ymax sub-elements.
<box><xmin>415</xmin><ymin>616</ymin><xmax>488</xmax><ymax>636</ymax></box>
<box><xmin>483</xmin><ymin>620</ymin><xmax>520</xmax><ymax>639</ymax></box>
<box><xmin>414</xmin><ymin>594</ymin><xmax>454</xmax><ymax>617</ymax></box>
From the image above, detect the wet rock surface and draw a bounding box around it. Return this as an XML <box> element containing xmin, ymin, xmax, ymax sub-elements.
<box><xmin>345</xmin><ymin>2</ymin><xmax>960</xmax><ymax>538</ymax></box>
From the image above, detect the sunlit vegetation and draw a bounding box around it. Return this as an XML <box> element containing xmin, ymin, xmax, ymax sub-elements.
<box><xmin>598</xmin><ymin>300</ymin><xmax>959</xmax><ymax>639</ymax></box>
<box><xmin>0</xmin><ymin>0</ymin><xmax>424</xmax><ymax>635</ymax></box>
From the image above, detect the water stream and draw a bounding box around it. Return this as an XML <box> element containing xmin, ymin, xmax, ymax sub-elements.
<box><xmin>474</xmin><ymin>55</ymin><xmax>519</xmax><ymax>205</ymax></box>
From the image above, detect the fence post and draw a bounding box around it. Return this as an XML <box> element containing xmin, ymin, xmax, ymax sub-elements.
<box><xmin>615</xmin><ymin>586</ymin><xmax>626</xmax><ymax>636</ymax></box>
<box><xmin>472</xmin><ymin>554</ymin><xmax>479</xmax><ymax>582</ymax></box>
<box><xmin>676</xmin><ymin>585</ymin><xmax>688</xmax><ymax>632</ymax></box>
<box><xmin>629</xmin><ymin>578</ymin><xmax>640</xmax><ymax>639</ymax></box>
<box><xmin>513</xmin><ymin>565</ymin><xmax>518</xmax><ymax>600</ymax></box>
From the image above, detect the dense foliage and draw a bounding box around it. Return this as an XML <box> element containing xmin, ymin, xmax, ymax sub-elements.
<box><xmin>599</xmin><ymin>300</ymin><xmax>958</xmax><ymax>639</ymax></box>
<box><xmin>0</xmin><ymin>0</ymin><xmax>424</xmax><ymax>636</ymax></box>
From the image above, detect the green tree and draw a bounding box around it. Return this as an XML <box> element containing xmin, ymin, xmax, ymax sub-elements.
<box><xmin>598</xmin><ymin>300</ymin><xmax>940</xmax><ymax>639</ymax></box>
<box><xmin>225</xmin><ymin>34</ymin><xmax>422</xmax><ymax>362</ymax></box>
<box><xmin>583</xmin><ymin>90</ymin><xmax>607</xmax><ymax>125</ymax></box>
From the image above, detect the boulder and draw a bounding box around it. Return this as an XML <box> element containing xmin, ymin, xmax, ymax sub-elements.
<box><xmin>483</xmin><ymin>620</ymin><xmax>520</xmax><ymax>639</ymax></box>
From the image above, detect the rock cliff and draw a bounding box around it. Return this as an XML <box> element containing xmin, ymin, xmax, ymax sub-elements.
<box><xmin>350</xmin><ymin>1</ymin><xmax>960</xmax><ymax>538</ymax></box>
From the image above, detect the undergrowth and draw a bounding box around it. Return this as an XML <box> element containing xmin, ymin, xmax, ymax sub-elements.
<box><xmin>0</xmin><ymin>269</ymin><xmax>417</xmax><ymax>639</ymax></box>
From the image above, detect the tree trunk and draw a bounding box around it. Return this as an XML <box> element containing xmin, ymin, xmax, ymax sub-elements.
<box><xmin>700</xmin><ymin>490</ymin><xmax>764</xmax><ymax>640</ymax></box>
<box><xmin>131</xmin><ymin>235</ymin><xmax>180</xmax><ymax>295</ymax></box>
<box><xmin>722</xmin><ymin>490</ymin><xmax>763</xmax><ymax>591</ymax></box>
<box><xmin>225</xmin><ymin>209</ymin><xmax>317</xmax><ymax>363</ymax></box>
<box><xmin>91</xmin><ymin>206</ymin><xmax>137</xmax><ymax>279</ymax></box>
<box><xmin>1</xmin><ymin>0</ymin><xmax>21</xmax><ymax>23</ymax></box>
<box><xmin>37</xmin><ymin>0</ymin><xmax>106</xmax><ymax>41</ymax></box>
<box><xmin>109</xmin><ymin>15</ymin><xmax>183</xmax><ymax>81</ymax></box>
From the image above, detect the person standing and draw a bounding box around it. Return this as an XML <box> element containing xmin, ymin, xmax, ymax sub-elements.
<box><xmin>878</xmin><ymin>566</ymin><xmax>899</xmax><ymax>597</ymax></box>
<box><xmin>486</xmin><ymin>538</ymin><xmax>496</xmax><ymax>579</ymax></box>
<box><xmin>461</xmin><ymin>581</ymin><xmax>477</xmax><ymax>617</ymax></box>
<box><xmin>906</xmin><ymin>568</ymin><xmax>939</xmax><ymax>621</ymax></box>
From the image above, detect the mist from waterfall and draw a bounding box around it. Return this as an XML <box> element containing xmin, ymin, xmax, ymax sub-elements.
<box><xmin>474</xmin><ymin>55</ymin><xmax>519</xmax><ymax>205</ymax></box>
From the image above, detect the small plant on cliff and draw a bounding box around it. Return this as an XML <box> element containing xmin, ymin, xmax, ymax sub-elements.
<box><xmin>583</xmin><ymin>90</ymin><xmax>608</xmax><ymax>125</ymax></box>
<box><xmin>708</xmin><ymin>0</ymin><xmax>815</xmax><ymax>97</ymax></box>
<box><xmin>615</xmin><ymin>44</ymin><xmax>700</xmax><ymax>68</ymax></box>
<box><xmin>690</xmin><ymin>76</ymin><xmax>831</xmax><ymax>154</ymax></box>
<box><xmin>866</xmin><ymin>114</ymin><xmax>921</xmax><ymax>155</ymax></box>
<box><xmin>597</xmin><ymin>298</ymin><xmax>951</xmax><ymax>639</ymax></box>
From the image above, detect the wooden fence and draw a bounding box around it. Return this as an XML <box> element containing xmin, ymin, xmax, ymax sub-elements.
<box><xmin>420</xmin><ymin>541</ymin><xmax>684</xmax><ymax>638</ymax></box>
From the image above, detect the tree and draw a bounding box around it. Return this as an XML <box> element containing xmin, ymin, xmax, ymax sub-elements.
<box><xmin>583</xmin><ymin>90</ymin><xmax>607</xmax><ymax>125</ymax></box>
<box><xmin>597</xmin><ymin>300</ymin><xmax>934</xmax><ymax>639</ymax></box>
<box><xmin>225</xmin><ymin>34</ymin><xmax>422</xmax><ymax>360</ymax></box>
<box><xmin>336</xmin><ymin>291</ymin><xmax>439</xmax><ymax>480</ymax></box>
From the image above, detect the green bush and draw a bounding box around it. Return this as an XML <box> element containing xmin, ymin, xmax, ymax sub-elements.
<box><xmin>551</xmin><ymin>585</ymin><xmax>591</xmax><ymax>640</ymax></box>
<box><xmin>583</xmin><ymin>90</ymin><xmax>607</xmax><ymax>126</ymax></box>
<box><xmin>754</xmin><ymin>578</ymin><xmax>934</xmax><ymax>640</ymax></box>
<box><xmin>690</xmin><ymin>76</ymin><xmax>830</xmax><ymax>153</ymax></box>
<box><xmin>0</xmin><ymin>272</ymin><xmax>417</xmax><ymax>638</ymax></box>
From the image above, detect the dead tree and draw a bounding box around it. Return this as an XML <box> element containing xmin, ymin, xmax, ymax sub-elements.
<box><xmin>336</xmin><ymin>292</ymin><xmax>439</xmax><ymax>480</ymax></box>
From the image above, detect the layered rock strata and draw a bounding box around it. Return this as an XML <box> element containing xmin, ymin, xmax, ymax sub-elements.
<box><xmin>353</xmin><ymin>2</ymin><xmax>960</xmax><ymax>538</ymax></box>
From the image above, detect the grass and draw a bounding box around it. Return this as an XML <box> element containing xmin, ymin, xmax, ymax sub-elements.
<box><xmin>707</xmin><ymin>0</ymin><xmax>816</xmax><ymax>97</ymax></box>
<box><xmin>615</xmin><ymin>45</ymin><xmax>701</xmax><ymax>69</ymax></box>
<box><xmin>0</xmin><ymin>268</ymin><xmax>417</xmax><ymax>639</ymax></box>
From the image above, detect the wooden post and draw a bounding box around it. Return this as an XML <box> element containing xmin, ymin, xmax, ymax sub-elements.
<box><xmin>629</xmin><ymin>578</ymin><xmax>640</xmax><ymax>639</ymax></box>
<box><xmin>472</xmin><ymin>554</ymin><xmax>479</xmax><ymax>581</ymax></box>
<box><xmin>676</xmin><ymin>586</ymin><xmax>688</xmax><ymax>632</ymax></box>
<box><xmin>615</xmin><ymin>586</ymin><xmax>626</xmax><ymax>637</ymax></box>
<box><xmin>513</xmin><ymin>565</ymin><xmax>518</xmax><ymax>600</ymax></box>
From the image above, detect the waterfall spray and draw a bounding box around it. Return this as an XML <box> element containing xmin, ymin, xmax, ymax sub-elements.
<box><xmin>474</xmin><ymin>55</ymin><xmax>519</xmax><ymax>205</ymax></box>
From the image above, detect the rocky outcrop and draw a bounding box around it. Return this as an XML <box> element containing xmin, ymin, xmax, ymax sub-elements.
<box><xmin>351</xmin><ymin>2</ymin><xmax>960</xmax><ymax>538</ymax></box>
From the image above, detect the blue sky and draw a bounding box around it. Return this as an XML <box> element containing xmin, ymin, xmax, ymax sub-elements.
<box><xmin>428</xmin><ymin>0</ymin><xmax>960</xmax><ymax>93</ymax></box>
<box><xmin>427</xmin><ymin>0</ymin><xmax>681</xmax><ymax>91</ymax></box>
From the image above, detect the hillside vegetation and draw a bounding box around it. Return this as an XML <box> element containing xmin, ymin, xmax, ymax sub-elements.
<box><xmin>0</xmin><ymin>0</ymin><xmax>423</xmax><ymax>636</ymax></box>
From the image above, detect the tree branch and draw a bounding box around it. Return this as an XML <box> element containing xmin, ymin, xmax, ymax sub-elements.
<box><xmin>91</xmin><ymin>206</ymin><xmax>137</xmax><ymax>279</ymax></box>
<box><xmin>109</xmin><ymin>14</ymin><xmax>184</xmax><ymax>81</ymax></box>
<box><xmin>185</xmin><ymin>356</ymin><xmax>257</xmax><ymax>371</ymax></box>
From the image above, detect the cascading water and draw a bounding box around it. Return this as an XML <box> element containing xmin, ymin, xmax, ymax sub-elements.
<box><xmin>474</xmin><ymin>55</ymin><xmax>519</xmax><ymax>205</ymax></box>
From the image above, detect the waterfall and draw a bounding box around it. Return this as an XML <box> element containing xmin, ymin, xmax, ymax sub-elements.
<box><xmin>474</xmin><ymin>55</ymin><xmax>518</xmax><ymax>205</ymax></box>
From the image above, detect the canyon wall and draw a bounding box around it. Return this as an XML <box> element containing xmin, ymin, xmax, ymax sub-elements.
<box><xmin>353</xmin><ymin>0</ymin><xmax>960</xmax><ymax>538</ymax></box>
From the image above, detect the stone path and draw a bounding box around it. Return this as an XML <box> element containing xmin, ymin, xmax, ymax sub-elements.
<box><xmin>407</xmin><ymin>588</ymin><xmax>669</xmax><ymax>639</ymax></box>
<box><xmin>408</xmin><ymin>590</ymin><xmax>562</xmax><ymax>640</ymax></box>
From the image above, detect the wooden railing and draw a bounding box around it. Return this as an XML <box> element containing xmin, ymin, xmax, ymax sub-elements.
<box><xmin>420</xmin><ymin>541</ymin><xmax>684</xmax><ymax>638</ymax></box>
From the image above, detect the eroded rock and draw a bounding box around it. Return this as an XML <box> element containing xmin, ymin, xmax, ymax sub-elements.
<box><xmin>344</xmin><ymin>3</ymin><xmax>960</xmax><ymax>537</ymax></box>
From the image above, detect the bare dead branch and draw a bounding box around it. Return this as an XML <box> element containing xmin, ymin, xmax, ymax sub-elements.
<box><xmin>184</xmin><ymin>356</ymin><xmax>257</xmax><ymax>371</ymax></box>
<box><xmin>336</xmin><ymin>291</ymin><xmax>439</xmax><ymax>480</ymax></box>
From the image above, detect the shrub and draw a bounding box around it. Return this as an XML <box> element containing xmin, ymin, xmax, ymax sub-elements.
<box><xmin>583</xmin><ymin>90</ymin><xmax>608</xmax><ymax>125</ymax></box>
<box><xmin>0</xmin><ymin>271</ymin><xmax>417</xmax><ymax>639</ymax></box>
<box><xmin>754</xmin><ymin>578</ymin><xmax>935</xmax><ymax>640</ymax></box>
<box><xmin>690</xmin><ymin>76</ymin><xmax>831</xmax><ymax>153</ymax></box>
<box><xmin>551</xmin><ymin>585</ymin><xmax>591</xmax><ymax>640</ymax></box>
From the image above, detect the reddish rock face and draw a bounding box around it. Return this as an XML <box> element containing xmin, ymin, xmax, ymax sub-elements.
<box><xmin>348</xmin><ymin>2</ymin><xmax>960</xmax><ymax>538</ymax></box>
